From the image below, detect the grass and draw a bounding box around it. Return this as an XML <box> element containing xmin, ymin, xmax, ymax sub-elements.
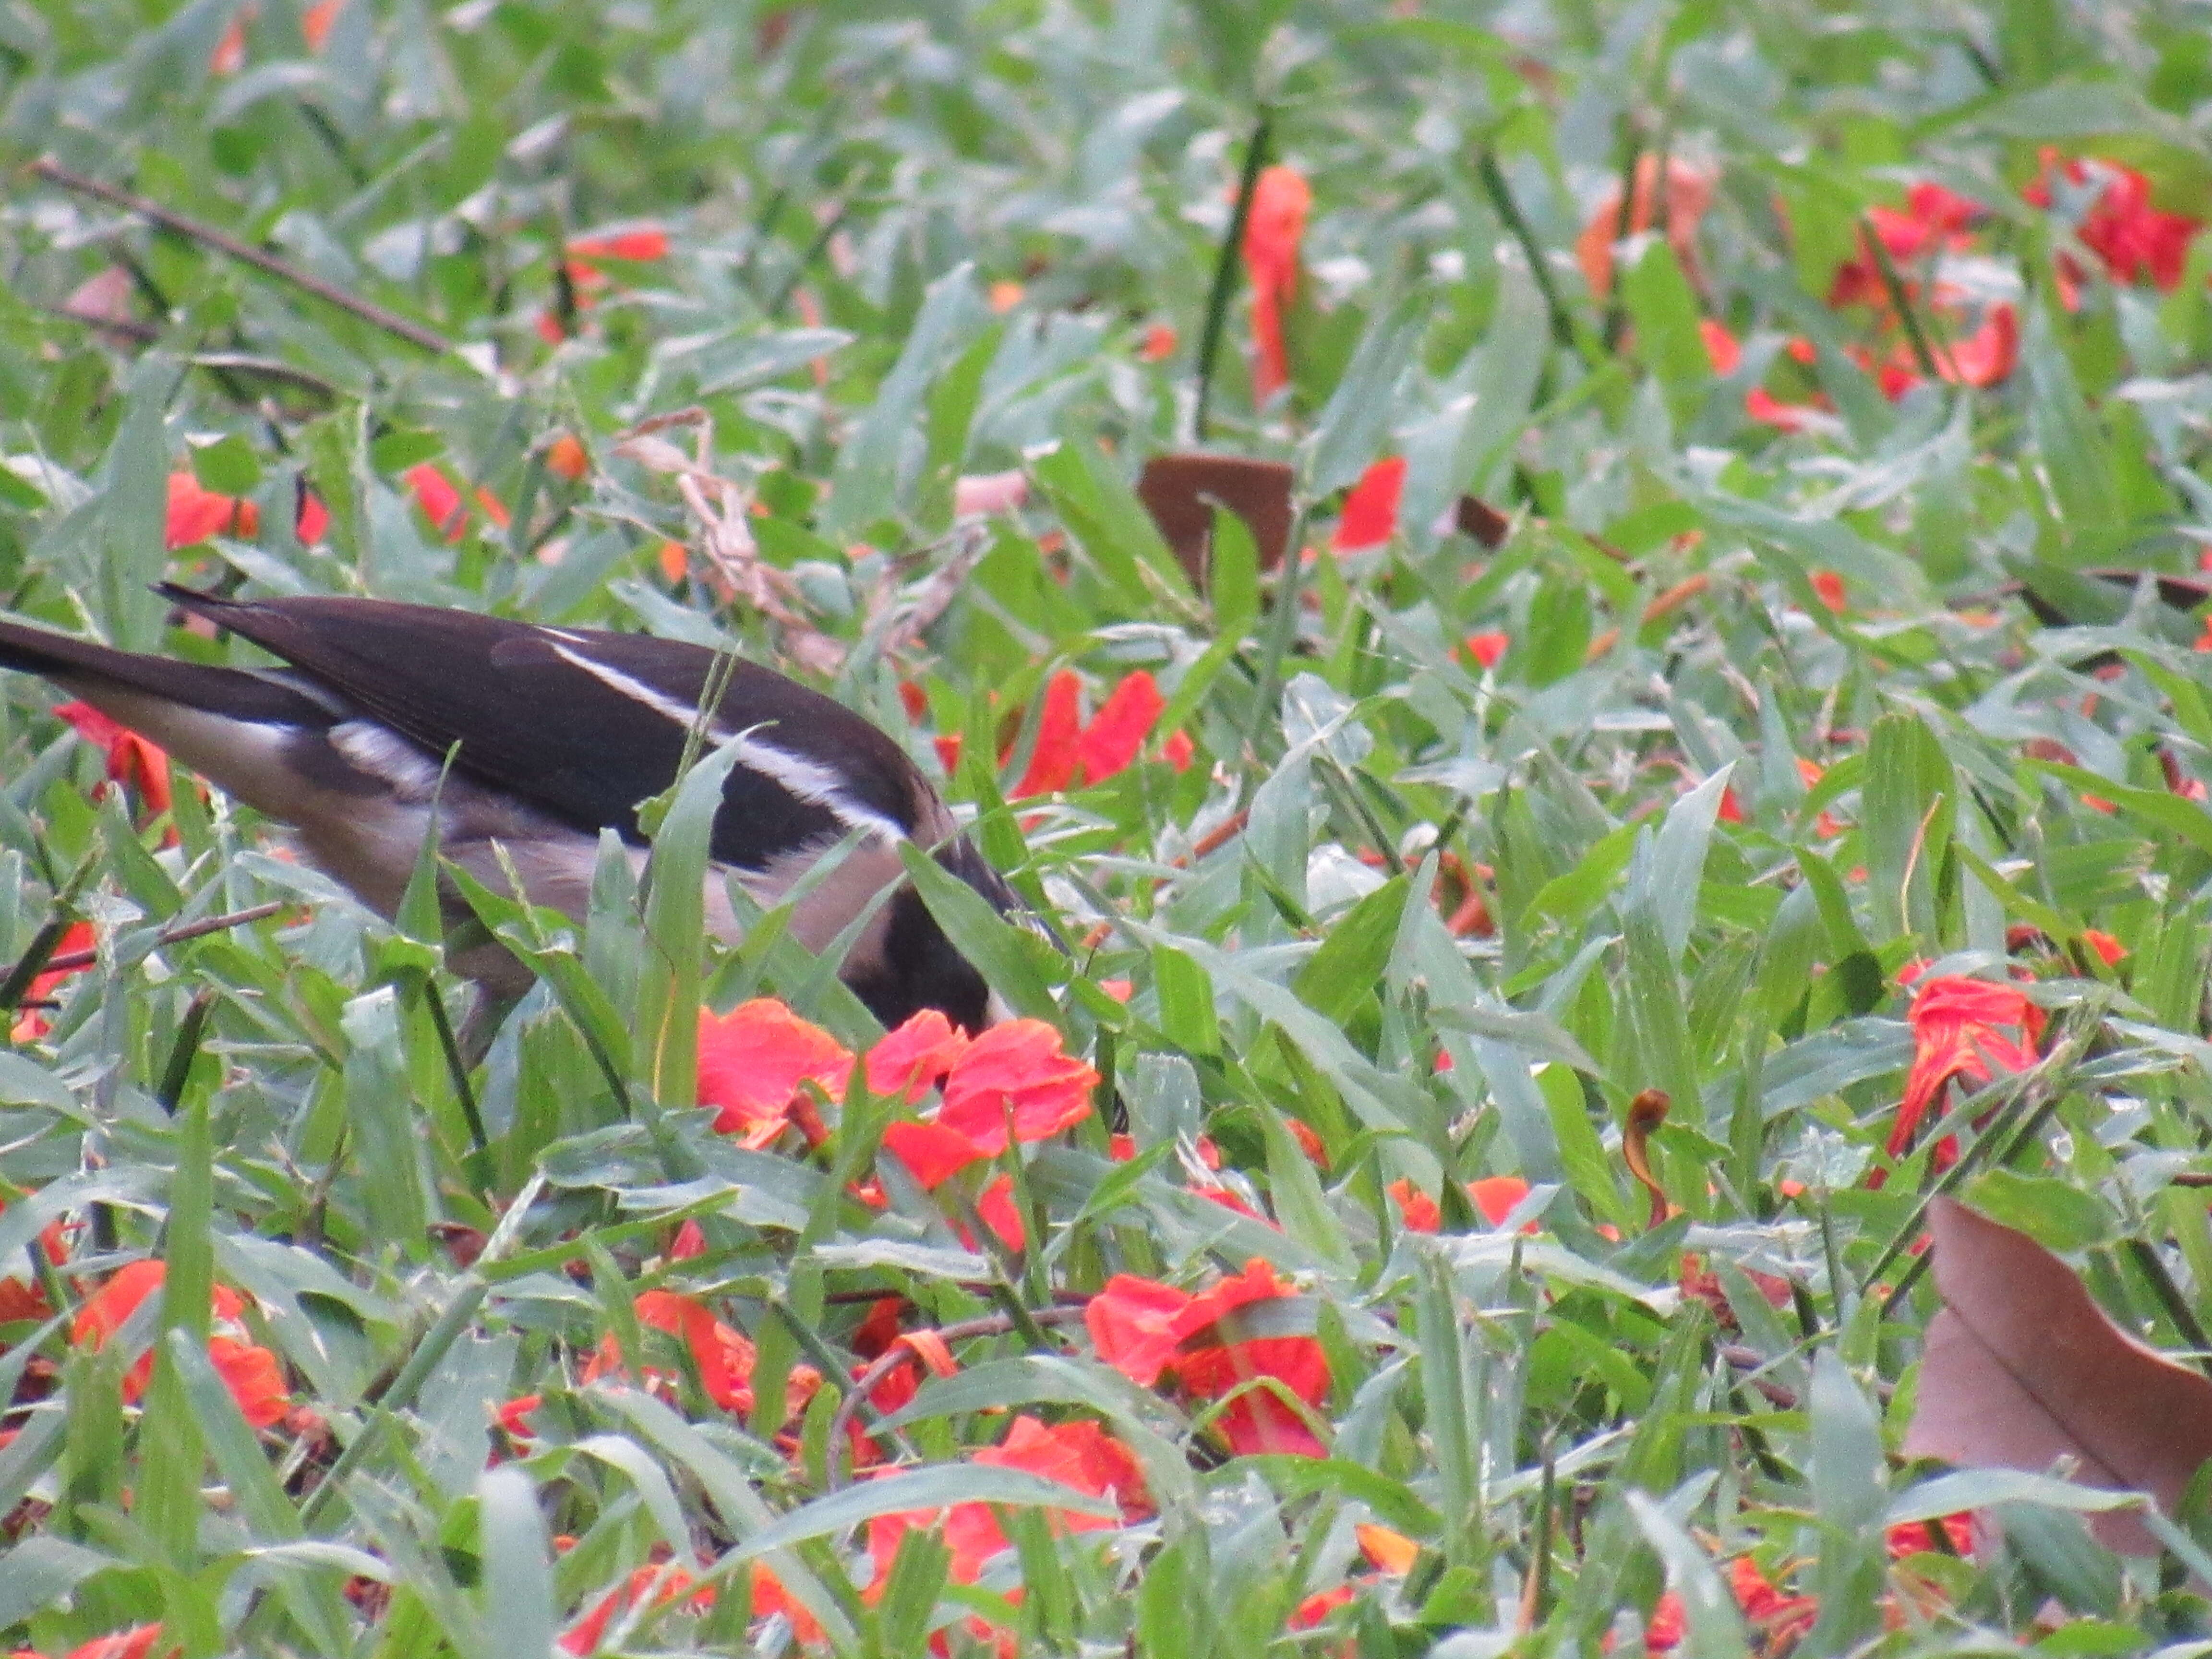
<box><xmin>4</xmin><ymin>0</ymin><xmax>2212</xmax><ymax>1654</ymax></box>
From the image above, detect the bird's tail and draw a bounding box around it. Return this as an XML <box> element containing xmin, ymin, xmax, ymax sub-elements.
<box><xmin>0</xmin><ymin>614</ymin><xmax>332</xmax><ymax>727</ymax></box>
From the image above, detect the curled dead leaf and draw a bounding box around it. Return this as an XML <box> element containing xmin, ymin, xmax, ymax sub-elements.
<box><xmin>1903</xmin><ymin>1197</ymin><xmax>2212</xmax><ymax>1555</ymax></box>
<box><xmin>1622</xmin><ymin>1087</ymin><xmax>1671</xmax><ymax>1230</ymax></box>
<box><xmin>1453</xmin><ymin>493</ymin><xmax>1510</xmax><ymax>549</ymax></box>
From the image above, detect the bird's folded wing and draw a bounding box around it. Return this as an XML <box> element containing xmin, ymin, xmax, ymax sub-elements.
<box><xmin>158</xmin><ymin>588</ymin><xmax>943</xmax><ymax>871</ymax></box>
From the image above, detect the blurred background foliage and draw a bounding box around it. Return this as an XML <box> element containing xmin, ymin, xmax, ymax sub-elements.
<box><xmin>5</xmin><ymin>0</ymin><xmax>2212</xmax><ymax>1652</ymax></box>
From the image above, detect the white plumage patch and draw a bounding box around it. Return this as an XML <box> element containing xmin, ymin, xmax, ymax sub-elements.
<box><xmin>545</xmin><ymin>638</ymin><xmax>912</xmax><ymax>847</ymax></box>
<box><xmin>331</xmin><ymin>721</ymin><xmax>448</xmax><ymax>801</ymax></box>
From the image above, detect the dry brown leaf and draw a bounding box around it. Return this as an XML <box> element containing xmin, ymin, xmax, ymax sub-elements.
<box><xmin>1904</xmin><ymin>1197</ymin><xmax>2212</xmax><ymax>1554</ymax></box>
<box><xmin>1453</xmin><ymin>493</ymin><xmax>1510</xmax><ymax>549</ymax></box>
<box><xmin>1621</xmin><ymin>1087</ymin><xmax>1670</xmax><ymax>1230</ymax></box>
<box><xmin>1135</xmin><ymin>453</ymin><xmax>1295</xmax><ymax>585</ymax></box>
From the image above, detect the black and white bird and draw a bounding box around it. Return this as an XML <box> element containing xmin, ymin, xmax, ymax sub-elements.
<box><xmin>0</xmin><ymin>587</ymin><xmax>1017</xmax><ymax>1032</ymax></box>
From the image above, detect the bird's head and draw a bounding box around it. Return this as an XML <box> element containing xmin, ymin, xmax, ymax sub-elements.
<box><xmin>843</xmin><ymin>837</ymin><xmax>1035</xmax><ymax>1035</ymax></box>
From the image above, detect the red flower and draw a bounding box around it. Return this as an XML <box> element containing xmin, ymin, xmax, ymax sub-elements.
<box><xmin>568</xmin><ymin>228</ymin><xmax>671</xmax><ymax>265</ymax></box>
<box><xmin>2081</xmin><ymin>929</ymin><xmax>2127</xmax><ymax>966</ymax></box>
<box><xmin>53</xmin><ymin>1628</ymin><xmax>173</xmax><ymax>1659</ymax></box>
<box><xmin>209</xmin><ymin>1338</ymin><xmax>289</xmax><ymax>1430</ymax></box>
<box><xmin>1333</xmin><ymin>456</ymin><xmax>1407</xmax><ymax>552</ymax></box>
<box><xmin>55</xmin><ymin>702</ymin><xmax>172</xmax><ymax>818</ymax></box>
<box><xmin>404</xmin><ymin>464</ymin><xmax>467</xmax><ymax>540</ymax></box>
<box><xmin>850</xmin><ymin>1296</ymin><xmax>905</xmax><ymax>1358</ymax></box>
<box><xmin>295</xmin><ymin>487</ymin><xmax>330</xmax><ymax>544</ymax></box>
<box><xmin>938</xmin><ymin>1019</ymin><xmax>1099</xmax><ymax>1152</ymax></box>
<box><xmin>1698</xmin><ymin>318</ymin><xmax>1742</xmax><ymax>375</ymax></box>
<box><xmin>1469</xmin><ymin>1175</ymin><xmax>1532</xmax><ymax>1228</ymax></box>
<box><xmin>695</xmin><ymin>1000</ymin><xmax>853</xmax><ymax>1148</ymax></box>
<box><xmin>0</xmin><ymin>1198</ymin><xmax>70</xmax><ymax>1323</ymax></box>
<box><xmin>865</xmin><ymin>1009</ymin><xmax>970</xmax><ymax>1103</ymax></box>
<box><xmin>1013</xmin><ymin>670</ymin><xmax>1083</xmax><ymax>796</ymax></box>
<box><xmin>1729</xmin><ymin>1556</ymin><xmax>1817</xmax><ymax>1646</ymax></box>
<box><xmin>1286</xmin><ymin>1528</ymin><xmax>1421</xmax><ymax>1632</ymax></box>
<box><xmin>1745</xmin><ymin>386</ymin><xmax>1827</xmax><ymax>433</ymax></box>
<box><xmin>542</xmin><ymin>229</ymin><xmax>672</xmax><ymax>342</ymax></box>
<box><xmin>165</xmin><ymin>472</ymin><xmax>256</xmax><ymax>548</ymax></box>
<box><xmin>1289</xmin><ymin>1584</ymin><xmax>1355</xmax><ymax>1630</ymax></box>
<box><xmin>495</xmin><ymin>1394</ymin><xmax>543</xmax><ymax>1444</ymax></box>
<box><xmin>164</xmin><ymin>470</ymin><xmax>326</xmax><ymax>549</ymax></box>
<box><xmin>210</xmin><ymin>0</ymin><xmax>341</xmax><ymax>71</ymax></box>
<box><xmin>1829</xmin><ymin>182</ymin><xmax>1985</xmax><ymax>307</ymax></box>
<box><xmin>879</xmin><ymin>1020</ymin><xmax>1097</xmax><ymax>1191</ymax></box>
<box><xmin>1644</xmin><ymin>1557</ymin><xmax>1815</xmax><ymax>1654</ymax></box>
<box><xmin>1181</xmin><ymin>1333</ymin><xmax>1330</xmax><ymax>1456</ymax></box>
<box><xmin>1084</xmin><ymin>1274</ymin><xmax>1200</xmax><ymax>1388</ymax></box>
<box><xmin>879</xmin><ymin>1119</ymin><xmax>989</xmax><ymax>1189</ymax></box>
<box><xmin>1012</xmin><ymin>670</ymin><xmax>1173</xmax><ymax>795</ymax></box>
<box><xmin>560</xmin><ymin>1563</ymin><xmax>714</xmax><ymax>1655</ymax></box>
<box><xmin>869</xmin><ymin>1416</ymin><xmax>1149</xmax><ymax>1588</ymax></box>
<box><xmin>745</xmin><ymin>1563</ymin><xmax>826</xmax><ymax>1646</ymax></box>
<box><xmin>1137</xmin><ymin>321</ymin><xmax>1178</xmax><ymax>361</ymax></box>
<box><xmin>578</xmin><ymin>1288</ymin><xmax>795</xmax><ymax>1419</ymax></box>
<box><xmin>1576</xmin><ymin>155</ymin><xmax>1714</xmax><ymax>298</ymax></box>
<box><xmin>2026</xmin><ymin>152</ymin><xmax>2200</xmax><ymax>294</ymax></box>
<box><xmin>302</xmin><ymin>0</ymin><xmax>340</xmax><ymax>50</ymax></box>
<box><xmin>1462</xmin><ymin>631</ymin><xmax>1509</xmax><ymax>671</ymax></box>
<box><xmin>546</xmin><ymin>433</ymin><xmax>589</xmax><ymax>482</ymax></box>
<box><xmin>1388</xmin><ymin>1178</ymin><xmax>1440</xmax><ymax>1233</ymax></box>
<box><xmin>945</xmin><ymin>1415</ymin><xmax>1149</xmax><ymax>1568</ymax></box>
<box><xmin>1085</xmin><ymin>1259</ymin><xmax>1330</xmax><ymax>1456</ymax></box>
<box><xmin>1887</xmin><ymin>1512</ymin><xmax>1974</xmax><ymax>1558</ymax></box>
<box><xmin>1243</xmin><ymin>166</ymin><xmax>1311</xmax><ymax>402</ymax></box>
<box><xmin>967</xmin><ymin>1173</ymin><xmax>1027</xmax><ymax>1251</ymax></box>
<box><xmin>1717</xmin><ymin>785</ymin><xmax>1746</xmax><ymax>824</ymax></box>
<box><xmin>1856</xmin><ymin>304</ymin><xmax>2018</xmax><ymax>401</ymax></box>
<box><xmin>72</xmin><ymin>1262</ymin><xmax>289</xmax><ymax>1427</ymax></box>
<box><xmin>1932</xmin><ymin>303</ymin><xmax>2019</xmax><ymax>387</ymax></box>
<box><xmin>1075</xmin><ymin>671</ymin><xmax>1166</xmax><ymax>783</ymax></box>
<box><xmin>1700</xmin><ymin>323</ymin><xmax>1832</xmax><ymax>431</ymax></box>
<box><xmin>12</xmin><ymin>920</ymin><xmax>95</xmax><ymax>1042</ymax></box>
<box><xmin>1162</xmin><ymin>729</ymin><xmax>1195</xmax><ymax>771</ymax></box>
<box><xmin>1811</xmin><ymin>570</ymin><xmax>1847</xmax><ymax>612</ymax></box>
<box><xmin>1385</xmin><ymin>1175</ymin><xmax>1540</xmax><ymax>1237</ymax></box>
<box><xmin>1893</xmin><ymin>976</ymin><xmax>2043</xmax><ymax>1158</ymax></box>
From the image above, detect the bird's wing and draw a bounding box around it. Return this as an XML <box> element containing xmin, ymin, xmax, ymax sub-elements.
<box><xmin>157</xmin><ymin>588</ymin><xmax>945</xmax><ymax>872</ymax></box>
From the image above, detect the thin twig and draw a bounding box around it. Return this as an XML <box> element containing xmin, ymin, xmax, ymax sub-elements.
<box><xmin>188</xmin><ymin>353</ymin><xmax>343</xmax><ymax>400</ymax></box>
<box><xmin>29</xmin><ymin>157</ymin><xmax>453</xmax><ymax>354</ymax></box>
<box><xmin>40</xmin><ymin>902</ymin><xmax>285</xmax><ymax>976</ymax></box>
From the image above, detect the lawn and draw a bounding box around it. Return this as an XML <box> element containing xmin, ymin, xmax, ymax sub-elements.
<box><xmin>4</xmin><ymin>0</ymin><xmax>2212</xmax><ymax>1654</ymax></box>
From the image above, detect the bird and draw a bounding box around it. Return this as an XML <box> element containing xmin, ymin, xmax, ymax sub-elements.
<box><xmin>0</xmin><ymin>586</ymin><xmax>1017</xmax><ymax>1034</ymax></box>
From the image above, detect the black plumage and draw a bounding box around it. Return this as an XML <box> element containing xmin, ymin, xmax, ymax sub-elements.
<box><xmin>0</xmin><ymin>589</ymin><xmax>1016</xmax><ymax>1033</ymax></box>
